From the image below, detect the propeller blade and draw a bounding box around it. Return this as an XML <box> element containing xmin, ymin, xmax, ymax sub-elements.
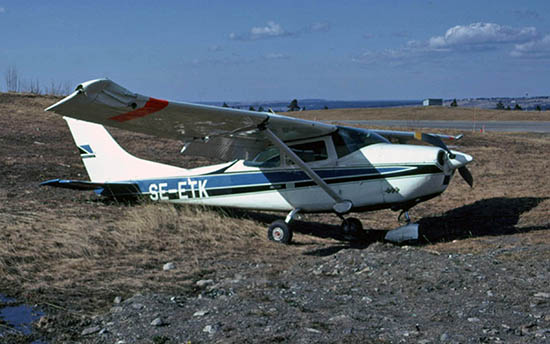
<box><xmin>415</xmin><ymin>132</ymin><xmax>456</xmax><ymax>158</ymax></box>
<box><xmin>458</xmin><ymin>166</ymin><xmax>474</xmax><ymax>187</ymax></box>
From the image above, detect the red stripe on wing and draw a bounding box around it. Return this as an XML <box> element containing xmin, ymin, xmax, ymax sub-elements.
<box><xmin>109</xmin><ymin>97</ymin><xmax>169</xmax><ymax>122</ymax></box>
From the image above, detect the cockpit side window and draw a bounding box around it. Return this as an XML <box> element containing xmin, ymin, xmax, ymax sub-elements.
<box><xmin>287</xmin><ymin>140</ymin><xmax>328</xmax><ymax>163</ymax></box>
<box><xmin>244</xmin><ymin>146</ymin><xmax>280</xmax><ymax>167</ymax></box>
<box><xmin>332</xmin><ymin>126</ymin><xmax>389</xmax><ymax>158</ymax></box>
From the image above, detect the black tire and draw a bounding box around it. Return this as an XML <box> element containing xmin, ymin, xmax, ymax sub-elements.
<box><xmin>340</xmin><ymin>217</ymin><xmax>363</xmax><ymax>235</ymax></box>
<box><xmin>267</xmin><ymin>220</ymin><xmax>293</xmax><ymax>244</ymax></box>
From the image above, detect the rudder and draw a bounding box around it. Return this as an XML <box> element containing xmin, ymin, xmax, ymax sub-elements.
<box><xmin>64</xmin><ymin>117</ymin><xmax>187</xmax><ymax>182</ymax></box>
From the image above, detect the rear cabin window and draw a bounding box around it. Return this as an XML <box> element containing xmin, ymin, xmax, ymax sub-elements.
<box><xmin>332</xmin><ymin>127</ymin><xmax>389</xmax><ymax>158</ymax></box>
<box><xmin>287</xmin><ymin>140</ymin><xmax>328</xmax><ymax>164</ymax></box>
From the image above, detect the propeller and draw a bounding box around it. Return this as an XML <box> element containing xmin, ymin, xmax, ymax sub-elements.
<box><xmin>414</xmin><ymin>131</ymin><xmax>473</xmax><ymax>187</ymax></box>
<box><xmin>458</xmin><ymin>166</ymin><xmax>474</xmax><ymax>188</ymax></box>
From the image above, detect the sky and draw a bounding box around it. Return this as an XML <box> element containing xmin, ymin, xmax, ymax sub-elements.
<box><xmin>1</xmin><ymin>0</ymin><xmax>550</xmax><ymax>102</ymax></box>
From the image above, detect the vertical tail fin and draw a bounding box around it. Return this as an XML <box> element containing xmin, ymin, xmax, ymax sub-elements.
<box><xmin>64</xmin><ymin>117</ymin><xmax>187</xmax><ymax>182</ymax></box>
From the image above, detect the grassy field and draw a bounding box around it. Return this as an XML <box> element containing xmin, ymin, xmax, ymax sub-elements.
<box><xmin>0</xmin><ymin>92</ymin><xmax>549</xmax><ymax>317</ymax></box>
<box><xmin>296</xmin><ymin>105</ymin><xmax>550</xmax><ymax>122</ymax></box>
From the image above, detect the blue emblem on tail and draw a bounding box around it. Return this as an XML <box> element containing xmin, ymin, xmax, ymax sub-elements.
<box><xmin>78</xmin><ymin>144</ymin><xmax>95</xmax><ymax>158</ymax></box>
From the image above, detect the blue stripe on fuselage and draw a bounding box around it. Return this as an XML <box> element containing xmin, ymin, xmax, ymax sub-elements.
<box><xmin>132</xmin><ymin>166</ymin><xmax>411</xmax><ymax>193</ymax></box>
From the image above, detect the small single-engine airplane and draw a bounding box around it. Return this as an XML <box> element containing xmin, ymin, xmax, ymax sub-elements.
<box><xmin>43</xmin><ymin>79</ymin><xmax>473</xmax><ymax>244</ymax></box>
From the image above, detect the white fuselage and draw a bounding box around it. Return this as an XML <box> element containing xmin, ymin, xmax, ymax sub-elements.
<box><xmin>142</xmin><ymin>143</ymin><xmax>452</xmax><ymax>213</ymax></box>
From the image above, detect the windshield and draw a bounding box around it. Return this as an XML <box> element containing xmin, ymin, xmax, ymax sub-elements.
<box><xmin>332</xmin><ymin>126</ymin><xmax>389</xmax><ymax>158</ymax></box>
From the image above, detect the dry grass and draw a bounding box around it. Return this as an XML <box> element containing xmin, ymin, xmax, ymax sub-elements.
<box><xmin>0</xmin><ymin>202</ymin><xmax>291</xmax><ymax>310</ymax></box>
<box><xmin>1</xmin><ymin>92</ymin><xmax>549</xmax><ymax>314</ymax></box>
<box><xmin>296</xmin><ymin>105</ymin><xmax>550</xmax><ymax>122</ymax></box>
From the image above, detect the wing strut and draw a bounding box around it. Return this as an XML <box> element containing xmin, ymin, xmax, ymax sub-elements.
<box><xmin>262</xmin><ymin>128</ymin><xmax>353</xmax><ymax>214</ymax></box>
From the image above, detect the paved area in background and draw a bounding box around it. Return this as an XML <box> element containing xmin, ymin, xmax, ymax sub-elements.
<box><xmin>337</xmin><ymin>120</ymin><xmax>550</xmax><ymax>133</ymax></box>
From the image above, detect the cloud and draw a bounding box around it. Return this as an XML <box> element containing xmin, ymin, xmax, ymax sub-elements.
<box><xmin>427</xmin><ymin>23</ymin><xmax>537</xmax><ymax>51</ymax></box>
<box><xmin>352</xmin><ymin>48</ymin><xmax>424</xmax><ymax>66</ymax></box>
<box><xmin>0</xmin><ymin>7</ymin><xmax>5</xmax><ymax>13</ymax></box>
<box><xmin>391</xmin><ymin>31</ymin><xmax>409</xmax><ymax>38</ymax></box>
<box><xmin>229</xmin><ymin>21</ymin><xmax>291</xmax><ymax>41</ymax></box>
<box><xmin>191</xmin><ymin>52</ymin><xmax>290</xmax><ymax>66</ymax></box>
<box><xmin>229</xmin><ymin>20</ymin><xmax>331</xmax><ymax>41</ymax></box>
<box><xmin>305</xmin><ymin>21</ymin><xmax>330</xmax><ymax>33</ymax></box>
<box><xmin>263</xmin><ymin>53</ymin><xmax>290</xmax><ymax>60</ymax></box>
<box><xmin>511</xmin><ymin>35</ymin><xmax>550</xmax><ymax>59</ymax></box>
<box><xmin>208</xmin><ymin>45</ymin><xmax>223</xmax><ymax>52</ymax></box>
<box><xmin>192</xmin><ymin>56</ymin><xmax>253</xmax><ymax>66</ymax></box>
<box><xmin>353</xmin><ymin>22</ymin><xmax>542</xmax><ymax>66</ymax></box>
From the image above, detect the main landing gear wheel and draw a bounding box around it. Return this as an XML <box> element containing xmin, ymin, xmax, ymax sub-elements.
<box><xmin>340</xmin><ymin>217</ymin><xmax>363</xmax><ymax>236</ymax></box>
<box><xmin>268</xmin><ymin>220</ymin><xmax>293</xmax><ymax>244</ymax></box>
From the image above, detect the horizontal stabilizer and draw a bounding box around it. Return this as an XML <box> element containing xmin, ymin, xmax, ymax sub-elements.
<box><xmin>41</xmin><ymin>179</ymin><xmax>140</xmax><ymax>197</ymax></box>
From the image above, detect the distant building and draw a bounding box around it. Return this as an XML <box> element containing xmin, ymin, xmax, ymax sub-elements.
<box><xmin>423</xmin><ymin>98</ymin><xmax>443</xmax><ymax>106</ymax></box>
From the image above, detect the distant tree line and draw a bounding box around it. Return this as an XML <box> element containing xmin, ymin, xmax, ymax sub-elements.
<box><xmin>3</xmin><ymin>65</ymin><xmax>72</xmax><ymax>96</ymax></box>
<box><xmin>221</xmin><ymin>98</ymin><xmax>319</xmax><ymax>112</ymax></box>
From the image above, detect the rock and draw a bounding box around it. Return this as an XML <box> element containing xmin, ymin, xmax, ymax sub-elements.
<box><xmin>468</xmin><ymin>317</ymin><xmax>481</xmax><ymax>323</ymax></box>
<box><xmin>361</xmin><ymin>296</ymin><xmax>373</xmax><ymax>303</ymax></box>
<box><xmin>151</xmin><ymin>317</ymin><xmax>165</xmax><ymax>326</ymax></box>
<box><xmin>132</xmin><ymin>303</ymin><xmax>144</xmax><ymax>310</ymax></box>
<box><xmin>99</xmin><ymin>328</ymin><xmax>109</xmax><ymax>335</ymax></box>
<box><xmin>328</xmin><ymin>314</ymin><xmax>348</xmax><ymax>322</ymax></box>
<box><xmin>440</xmin><ymin>333</ymin><xmax>449</xmax><ymax>341</ymax></box>
<box><xmin>114</xmin><ymin>296</ymin><xmax>122</xmax><ymax>304</ymax></box>
<box><xmin>81</xmin><ymin>326</ymin><xmax>101</xmax><ymax>336</ymax></box>
<box><xmin>163</xmin><ymin>262</ymin><xmax>175</xmax><ymax>271</ymax></box>
<box><xmin>203</xmin><ymin>324</ymin><xmax>219</xmax><ymax>334</ymax></box>
<box><xmin>193</xmin><ymin>310</ymin><xmax>209</xmax><ymax>317</ymax></box>
<box><xmin>36</xmin><ymin>316</ymin><xmax>53</xmax><ymax>329</ymax></box>
<box><xmin>196</xmin><ymin>279</ymin><xmax>214</xmax><ymax>287</ymax></box>
<box><xmin>305</xmin><ymin>327</ymin><xmax>322</xmax><ymax>334</ymax></box>
<box><xmin>534</xmin><ymin>292</ymin><xmax>550</xmax><ymax>298</ymax></box>
<box><xmin>535</xmin><ymin>328</ymin><xmax>550</xmax><ymax>337</ymax></box>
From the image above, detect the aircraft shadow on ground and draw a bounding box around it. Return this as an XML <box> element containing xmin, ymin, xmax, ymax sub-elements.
<box><xmin>416</xmin><ymin>196</ymin><xmax>549</xmax><ymax>243</ymax></box>
<box><xmin>227</xmin><ymin>197</ymin><xmax>548</xmax><ymax>257</ymax></box>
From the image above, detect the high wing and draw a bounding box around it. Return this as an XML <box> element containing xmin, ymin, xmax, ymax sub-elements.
<box><xmin>373</xmin><ymin>129</ymin><xmax>463</xmax><ymax>143</ymax></box>
<box><xmin>45</xmin><ymin>79</ymin><xmax>337</xmax><ymax>160</ymax></box>
<box><xmin>372</xmin><ymin>129</ymin><xmax>463</xmax><ymax>155</ymax></box>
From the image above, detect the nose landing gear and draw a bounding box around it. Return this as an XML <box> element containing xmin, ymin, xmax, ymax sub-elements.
<box><xmin>340</xmin><ymin>217</ymin><xmax>363</xmax><ymax>236</ymax></box>
<box><xmin>385</xmin><ymin>209</ymin><xmax>419</xmax><ymax>243</ymax></box>
<box><xmin>398</xmin><ymin>210</ymin><xmax>411</xmax><ymax>224</ymax></box>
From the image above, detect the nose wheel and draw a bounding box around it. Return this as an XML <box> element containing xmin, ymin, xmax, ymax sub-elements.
<box><xmin>340</xmin><ymin>217</ymin><xmax>363</xmax><ymax>236</ymax></box>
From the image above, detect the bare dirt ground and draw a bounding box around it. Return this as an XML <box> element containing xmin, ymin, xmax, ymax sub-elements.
<box><xmin>0</xmin><ymin>93</ymin><xmax>549</xmax><ymax>343</ymax></box>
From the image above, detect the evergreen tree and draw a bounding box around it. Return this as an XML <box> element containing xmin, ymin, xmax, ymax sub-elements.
<box><xmin>222</xmin><ymin>102</ymin><xmax>229</xmax><ymax>108</ymax></box>
<box><xmin>536</xmin><ymin>105</ymin><xmax>542</xmax><ymax>111</ymax></box>
<box><xmin>249</xmin><ymin>106</ymin><xmax>256</xmax><ymax>111</ymax></box>
<box><xmin>514</xmin><ymin>104</ymin><xmax>522</xmax><ymax>111</ymax></box>
<box><xmin>287</xmin><ymin>99</ymin><xmax>300</xmax><ymax>112</ymax></box>
<box><xmin>495</xmin><ymin>101</ymin><xmax>505</xmax><ymax>110</ymax></box>
<box><xmin>258</xmin><ymin>106</ymin><xmax>264</xmax><ymax>112</ymax></box>
<box><xmin>450</xmin><ymin>99</ymin><xmax>458</xmax><ymax>107</ymax></box>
